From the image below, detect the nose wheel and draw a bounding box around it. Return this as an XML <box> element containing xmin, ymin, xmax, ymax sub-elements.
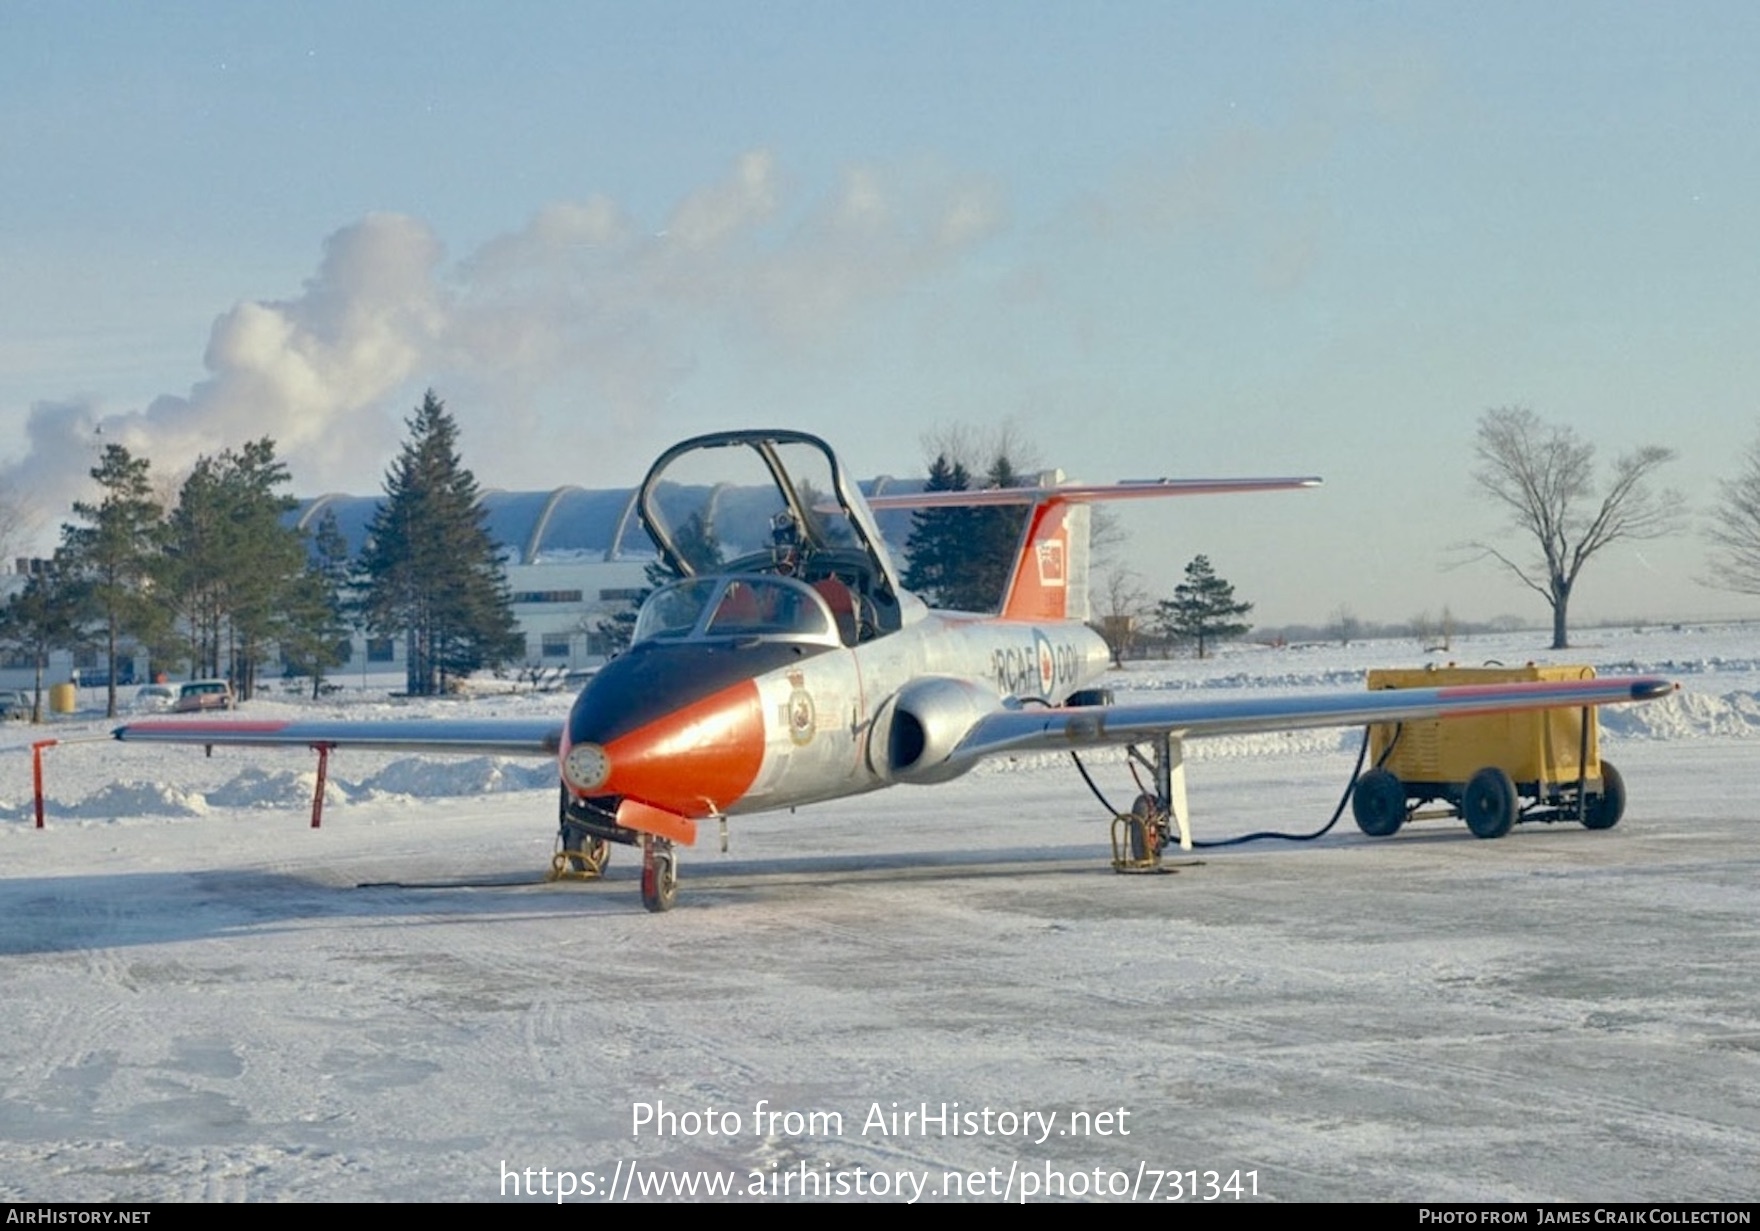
<box><xmin>641</xmin><ymin>835</ymin><xmax>679</xmax><ymax>912</ymax></box>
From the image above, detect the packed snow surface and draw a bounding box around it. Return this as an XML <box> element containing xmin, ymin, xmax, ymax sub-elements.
<box><xmin>3</xmin><ymin>625</ymin><xmax>1758</xmax><ymax>1202</ymax></box>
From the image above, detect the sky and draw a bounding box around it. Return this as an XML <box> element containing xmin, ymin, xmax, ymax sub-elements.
<box><xmin>3</xmin><ymin>1</ymin><xmax>1758</xmax><ymax>628</ymax></box>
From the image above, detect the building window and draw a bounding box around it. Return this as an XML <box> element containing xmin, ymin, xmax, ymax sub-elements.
<box><xmin>512</xmin><ymin>589</ymin><xmax>583</xmax><ymax>605</ymax></box>
<box><xmin>541</xmin><ymin>633</ymin><xmax>572</xmax><ymax>659</ymax></box>
<box><xmin>367</xmin><ymin>638</ymin><xmax>396</xmax><ymax>663</ymax></box>
<box><xmin>598</xmin><ymin>588</ymin><xmax>644</xmax><ymax>602</ymax></box>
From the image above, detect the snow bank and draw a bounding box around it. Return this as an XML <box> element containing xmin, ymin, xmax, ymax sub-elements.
<box><xmin>59</xmin><ymin>781</ymin><xmax>211</xmax><ymax>820</ymax></box>
<box><xmin>1600</xmin><ymin>688</ymin><xmax>1760</xmax><ymax>740</ymax></box>
<box><xmin>352</xmin><ymin>755</ymin><xmax>557</xmax><ymax>799</ymax></box>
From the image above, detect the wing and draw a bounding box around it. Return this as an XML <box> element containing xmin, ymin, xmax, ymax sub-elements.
<box><xmin>946</xmin><ymin>676</ymin><xmax>1675</xmax><ymax>770</ymax></box>
<box><xmin>111</xmin><ymin>717</ymin><xmax>564</xmax><ymax>757</ymax></box>
<box><xmin>863</xmin><ymin>476</ymin><xmax>1322</xmax><ymax>509</ymax></box>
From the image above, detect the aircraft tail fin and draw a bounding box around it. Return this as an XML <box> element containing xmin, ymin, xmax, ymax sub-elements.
<box><xmin>998</xmin><ymin>497</ymin><xmax>1087</xmax><ymax>622</ymax></box>
<box><xmin>865</xmin><ymin>474</ymin><xmax>1321</xmax><ymax>622</ymax></box>
<box><xmin>988</xmin><ymin>478</ymin><xmax>1324</xmax><ymax>622</ymax></box>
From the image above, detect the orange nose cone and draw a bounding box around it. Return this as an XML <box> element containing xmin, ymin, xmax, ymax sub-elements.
<box><xmin>601</xmin><ymin>679</ymin><xmax>765</xmax><ymax>818</ymax></box>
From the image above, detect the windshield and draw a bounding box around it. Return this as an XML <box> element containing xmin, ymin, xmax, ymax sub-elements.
<box><xmin>632</xmin><ymin>576</ymin><xmax>838</xmax><ymax>645</ymax></box>
<box><xmin>632</xmin><ymin>578</ymin><xmax>719</xmax><ymax>641</ymax></box>
<box><xmin>638</xmin><ymin>432</ymin><xmax>895</xmax><ymax>581</ymax></box>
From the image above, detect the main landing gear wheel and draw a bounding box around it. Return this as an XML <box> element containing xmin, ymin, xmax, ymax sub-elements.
<box><xmin>1351</xmin><ymin>768</ymin><xmax>1407</xmax><ymax>837</ymax></box>
<box><xmin>1462</xmin><ymin>766</ymin><xmax>1519</xmax><ymax>839</ymax></box>
<box><xmin>1581</xmin><ymin>760</ymin><xmax>1626</xmax><ymax>830</ymax></box>
<box><xmin>1128</xmin><ymin>794</ymin><xmax>1159</xmax><ymax>862</ymax></box>
<box><xmin>641</xmin><ymin>836</ymin><xmax>678</xmax><ymax>913</ymax></box>
<box><xmin>1111</xmin><ymin>794</ymin><xmax>1171</xmax><ymax>873</ymax></box>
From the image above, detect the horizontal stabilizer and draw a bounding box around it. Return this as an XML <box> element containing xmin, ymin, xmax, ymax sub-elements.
<box><xmin>865</xmin><ymin>476</ymin><xmax>1321</xmax><ymax>509</ymax></box>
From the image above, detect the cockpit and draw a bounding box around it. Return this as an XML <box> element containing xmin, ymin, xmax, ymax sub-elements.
<box><xmin>632</xmin><ymin>575</ymin><xmax>846</xmax><ymax>647</ymax></box>
<box><xmin>634</xmin><ymin>430</ymin><xmax>905</xmax><ymax>645</ymax></box>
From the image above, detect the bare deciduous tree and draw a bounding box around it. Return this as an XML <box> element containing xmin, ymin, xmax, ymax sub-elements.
<box><xmin>1410</xmin><ymin>606</ymin><xmax>1455</xmax><ymax>653</ymax></box>
<box><xmin>1466</xmin><ymin>407</ymin><xmax>1680</xmax><ymax>649</ymax></box>
<box><xmin>0</xmin><ymin>491</ymin><xmax>39</xmax><ymax>567</ymax></box>
<box><xmin>918</xmin><ymin>420</ymin><xmax>1042</xmax><ymax>479</ymax></box>
<box><xmin>1706</xmin><ymin>432</ymin><xmax>1760</xmax><ymax>595</ymax></box>
<box><xmin>1096</xmin><ymin>566</ymin><xmax>1151</xmax><ymax>665</ymax></box>
<box><xmin>1328</xmin><ymin>604</ymin><xmax>1363</xmax><ymax>646</ymax></box>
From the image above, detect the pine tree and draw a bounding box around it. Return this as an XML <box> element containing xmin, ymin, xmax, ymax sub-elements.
<box><xmin>278</xmin><ymin>509</ymin><xmax>353</xmax><ymax>698</ymax></box>
<box><xmin>901</xmin><ymin>452</ymin><xmax>1028</xmax><ymax>612</ymax></box>
<box><xmin>223</xmin><ymin>441</ymin><xmax>308</xmax><ymax>698</ymax></box>
<box><xmin>59</xmin><ymin>444</ymin><xmax>166</xmax><ymax>716</ymax></box>
<box><xmin>962</xmin><ymin>452</ymin><xmax>1029</xmax><ymax>612</ymax></box>
<box><xmin>669</xmin><ymin>510</ymin><xmax>724</xmax><ymax>576</ymax></box>
<box><xmin>901</xmin><ymin>453</ymin><xmax>973</xmax><ymax>607</ymax></box>
<box><xmin>0</xmin><ymin>556</ymin><xmax>89</xmax><ymax>721</ymax></box>
<box><xmin>162</xmin><ymin>438</ymin><xmax>307</xmax><ymax>698</ymax></box>
<box><xmin>1156</xmin><ymin>555</ymin><xmax>1253</xmax><ymax>659</ymax></box>
<box><xmin>357</xmin><ymin>391</ymin><xmax>520</xmax><ymax>695</ymax></box>
<box><xmin>163</xmin><ymin>457</ymin><xmax>229</xmax><ymax>679</ymax></box>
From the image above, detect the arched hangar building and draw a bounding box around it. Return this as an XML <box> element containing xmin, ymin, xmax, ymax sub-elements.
<box><xmin>295</xmin><ymin>477</ymin><xmax>927</xmax><ymax>674</ymax></box>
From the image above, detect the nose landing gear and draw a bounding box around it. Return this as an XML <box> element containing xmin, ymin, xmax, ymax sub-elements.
<box><xmin>555</xmin><ymin>785</ymin><xmax>684</xmax><ymax>910</ymax></box>
<box><xmin>641</xmin><ymin>835</ymin><xmax>679</xmax><ymax>912</ymax></box>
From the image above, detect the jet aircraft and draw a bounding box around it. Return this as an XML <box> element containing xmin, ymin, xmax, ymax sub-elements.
<box><xmin>113</xmin><ymin>429</ymin><xmax>1673</xmax><ymax>911</ymax></box>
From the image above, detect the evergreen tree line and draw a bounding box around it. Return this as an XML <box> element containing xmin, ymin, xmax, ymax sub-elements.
<box><xmin>0</xmin><ymin>391</ymin><xmax>519</xmax><ymax>718</ymax></box>
<box><xmin>900</xmin><ymin>451</ymin><xmax>1031</xmax><ymax>612</ymax></box>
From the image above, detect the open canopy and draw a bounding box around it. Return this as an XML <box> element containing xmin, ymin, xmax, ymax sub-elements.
<box><xmin>636</xmin><ymin>430</ymin><xmax>906</xmax><ymax>638</ymax></box>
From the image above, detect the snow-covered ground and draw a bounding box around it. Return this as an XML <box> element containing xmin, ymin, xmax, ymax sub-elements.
<box><xmin>3</xmin><ymin>625</ymin><xmax>1757</xmax><ymax>1202</ymax></box>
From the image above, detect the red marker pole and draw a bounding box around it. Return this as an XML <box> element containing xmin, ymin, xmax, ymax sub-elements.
<box><xmin>31</xmin><ymin>739</ymin><xmax>57</xmax><ymax>829</ymax></box>
<box><xmin>310</xmin><ymin>743</ymin><xmax>331</xmax><ymax>829</ymax></box>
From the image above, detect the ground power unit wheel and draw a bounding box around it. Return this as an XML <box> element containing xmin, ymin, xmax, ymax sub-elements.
<box><xmin>1581</xmin><ymin>760</ymin><xmax>1626</xmax><ymax>830</ymax></box>
<box><xmin>1352</xmin><ymin>768</ymin><xmax>1407</xmax><ymax>837</ymax></box>
<box><xmin>1462</xmin><ymin>766</ymin><xmax>1519</xmax><ymax>839</ymax></box>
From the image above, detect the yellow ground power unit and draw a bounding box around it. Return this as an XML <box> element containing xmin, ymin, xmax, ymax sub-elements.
<box><xmin>1352</xmin><ymin>664</ymin><xmax>1625</xmax><ymax>839</ymax></box>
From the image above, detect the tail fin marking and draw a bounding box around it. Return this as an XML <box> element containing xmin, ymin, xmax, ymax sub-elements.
<box><xmin>999</xmin><ymin>499</ymin><xmax>1089</xmax><ymax>622</ymax></box>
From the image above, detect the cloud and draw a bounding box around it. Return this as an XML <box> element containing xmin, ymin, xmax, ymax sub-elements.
<box><xmin>665</xmin><ymin>149</ymin><xmax>782</xmax><ymax>250</ymax></box>
<box><xmin>9</xmin><ymin>214</ymin><xmax>444</xmax><ymax>517</ymax></box>
<box><xmin>7</xmin><ymin>152</ymin><xmax>1008</xmax><ymax>521</ymax></box>
<box><xmin>735</xmin><ymin>165</ymin><xmax>1008</xmax><ymax>339</ymax></box>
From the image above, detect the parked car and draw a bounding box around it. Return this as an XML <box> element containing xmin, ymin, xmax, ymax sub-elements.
<box><xmin>173</xmin><ymin>680</ymin><xmax>235</xmax><ymax>712</ymax></box>
<box><xmin>0</xmin><ymin>689</ymin><xmax>33</xmax><ymax>721</ymax></box>
<box><xmin>131</xmin><ymin>683</ymin><xmax>177</xmax><ymax>712</ymax></box>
